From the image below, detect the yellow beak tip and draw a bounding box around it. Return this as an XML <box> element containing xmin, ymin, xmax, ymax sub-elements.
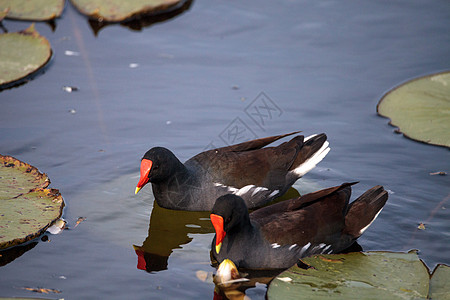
<box><xmin>215</xmin><ymin>243</ymin><xmax>222</xmax><ymax>254</ymax></box>
<box><xmin>135</xmin><ymin>187</ymin><xmax>141</xmax><ymax>195</ymax></box>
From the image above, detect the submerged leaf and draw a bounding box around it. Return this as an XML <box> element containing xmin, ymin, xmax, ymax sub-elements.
<box><xmin>70</xmin><ymin>0</ymin><xmax>182</xmax><ymax>22</ymax></box>
<box><xmin>377</xmin><ymin>71</ymin><xmax>450</xmax><ymax>148</ymax></box>
<box><xmin>0</xmin><ymin>24</ymin><xmax>52</xmax><ymax>89</ymax></box>
<box><xmin>0</xmin><ymin>0</ymin><xmax>64</xmax><ymax>21</ymax></box>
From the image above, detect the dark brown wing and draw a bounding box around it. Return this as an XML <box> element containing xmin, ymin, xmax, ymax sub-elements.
<box><xmin>213</xmin><ymin>131</ymin><xmax>301</xmax><ymax>152</ymax></box>
<box><xmin>251</xmin><ymin>183</ymin><xmax>356</xmax><ymax>245</ymax></box>
<box><xmin>344</xmin><ymin>185</ymin><xmax>388</xmax><ymax>238</ymax></box>
<box><xmin>187</xmin><ymin>132</ymin><xmax>303</xmax><ymax>188</ymax></box>
<box><xmin>251</xmin><ymin>182</ymin><xmax>357</xmax><ymax>219</ymax></box>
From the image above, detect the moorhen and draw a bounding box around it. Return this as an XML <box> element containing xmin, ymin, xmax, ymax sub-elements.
<box><xmin>135</xmin><ymin>132</ymin><xmax>330</xmax><ymax>211</ymax></box>
<box><xmin>210</xmin><ymin>182</ymin><xmax>388</xmax><ymax>269</ymax></box>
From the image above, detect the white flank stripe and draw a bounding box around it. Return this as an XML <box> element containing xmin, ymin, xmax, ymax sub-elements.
<box><xmin>251</xmin><ymin>186</ymin><xmax>268</xmax><ymax>196</ymax></box>
<box><xmin>289</xmin><ymin>244</ymin><xmax>297</xmax><ymax>251</ymax></box>
<box><xmin>236</xmin><ymin>185</ymin><xmax>255</xmax><ymax>196</ymax></box>
<box><xmin>228</xmin><ymin>187</ymin><xmax>239</xmax><ymax>193</ymax></box>
<box><xmin>269</xmin><ymin>190</ymin><xmax>279</xmax><ymax>198</ymax></box>
<box><xmin>215</xmin><ymin>182</ymin><xmax>271</xmax><ymax>198</ymax></box>
<box><xmin>300</xmin><ymin>242</ymin><xmax>311</xmax><ymax>255</ymax></box>
<box><xmin>271</xmin><ymin>243</ymin><xmax>281</xmax><ymax>249</ymax></box>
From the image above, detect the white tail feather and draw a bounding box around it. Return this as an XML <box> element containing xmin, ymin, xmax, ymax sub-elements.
<box><xmin>290</xmin><ymin>141</ymin><xmax>330</xmax><ymax>177</ymax></box>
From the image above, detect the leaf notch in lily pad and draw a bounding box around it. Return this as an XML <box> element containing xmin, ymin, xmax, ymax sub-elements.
<box><xmin>267</xmin><ymin>251</ymin><xmax>450</xmax><ymax>299</ymax></box>
<box><xmin>0</xmin><ymin>23</ymin><xmax>52</xmax><ymax>90</ymax></box>
<box><xmin>0</xmin><ymin>154</ymin><xmax>64</xmax><ymax>250</ymax></box>
<box><xmin>0</xmin><ymin>0</ymin><xmax>65</xmax><ymax>21</ymax></box>
<box><xmin>69</xmin><ymin>0</ymin><xmax>183</xmax><ymax>22</ymax></box>
<box><xmin>377</xmin><ymin>71</ymin><xmax>450</xmax><ymax>148</ymax></box>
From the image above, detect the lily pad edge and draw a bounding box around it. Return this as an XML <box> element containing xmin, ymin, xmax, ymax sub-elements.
<box><xmin>376</xmin><ymin>70</ymin><xmax>450</xmax><ymax>149</ymax></box>
<box><xmin>0</xmin><ymin>23</ymin><xmax>54</xmax><ymax>91</ymax></box>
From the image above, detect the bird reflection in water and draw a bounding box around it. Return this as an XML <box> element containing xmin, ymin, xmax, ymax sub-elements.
<box><xmin>133</xmin><ymin>201</ymin><xmax>213</xmax><ymax>272</ymax></box>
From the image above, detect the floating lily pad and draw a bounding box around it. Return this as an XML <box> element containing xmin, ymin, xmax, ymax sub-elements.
<box><xmin>377</xmin><ymin>72</ymin><xmax>450</xmax><ymax>148</ymax></box>
<box><xmin>0</xmin><ymin>24</ymin><xmax>52</xmax><ymax>89</ymax></box>
<box><xmin>0</xmin><ymin>155</ymin><xmax>50</xmax><ymax>200</ymax></box>
<box><xmin>0</xmin><ymin>155</ymin><xmax>64</xmax><ymax>249</ymax></box>
<box><xmin>0</xmin><ymin>0</ymin><xmax>64</xmax><ymax>21</ymax></box>
<box><xmin>267</xmin><ymin>251</ymin><xmax>450</xmax><ymax>299</ymax></box>
<box><xmin>0</xmin><ymin>8</ymin><xmax>7</xmax><ymax>21</ymax></box>
<box><xmin>70</xmin><ymin>0</ymin><xmax>182</xmax><ymax>22</ymax></box>
<box><xmin>430</xmin><ymin>264</ymin><xmax>450</xmax><ymax>300</ymax></box>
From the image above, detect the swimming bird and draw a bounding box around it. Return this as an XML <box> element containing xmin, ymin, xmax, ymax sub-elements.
<box><xmin>210</xmin><ymin>182</ymin><xmax>388</xmax><ymax>269</ymax></box>
<box><xmin>135</xmin><ymin>132</ymin><xmax>330</xmax><ymax>211</ymax></box>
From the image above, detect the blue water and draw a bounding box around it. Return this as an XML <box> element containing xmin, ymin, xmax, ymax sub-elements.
<box><xmin>1</xmin><ymin>0</ymin><xmax>449</xmax><ymax>298</ymax></box>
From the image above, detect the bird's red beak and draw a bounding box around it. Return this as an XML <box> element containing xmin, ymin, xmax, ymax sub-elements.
<box><xmin>210</xmin><ymin>214</ymin><xmax>226</xmax><ymax>254</ymax></box>
<box><xmin>135</xmin><ymin>159</ymin><xmax>152</xmax><ymax>194</ymax></box>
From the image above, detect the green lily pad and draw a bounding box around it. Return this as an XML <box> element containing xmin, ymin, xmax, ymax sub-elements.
<box><xmin>429</xmin><ymin>264</ymin><xmax>450</xmax><ymax>300</ymax></box>
<box><xmin>0</xmin><ymin>0</ymin><xmax>64</xmax><ymax>21</ymax></box>
<box><xmin>70</xmin><ymin>0</ymin><xmax>182</xmax><ymax>22</ymax></box>
<box><xmin>0</xmin><ymin>155</ymin><xmax>64</xmax><ymax>250</ymax></box>
<box><xmin>267</xmin><ymin>251</ymin><xmax>449</xmax><ymax>299</ymax></box>
<box><xmin>377</xmin><ymin>71</ymin><xmax>450</xmax><ymax>148</ymax></box>
<box><xmin>0</xmin><ymin>155</ymin><xmax>50</xmax><ymax>200</ymax></box>
<box><xmin>0</xmin><ymin>24</ymin><xmax>52</xmax><ymax>89</ymax></box>
<box><xmin>0</xmin><ymin>8</ymin><xmax>7</xmax><ymax>21</ymax></box>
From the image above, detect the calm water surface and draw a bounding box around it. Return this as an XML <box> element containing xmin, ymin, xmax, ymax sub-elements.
<box><xmin>0</xmin><ymin>0</ymin><xmax>449</xmax><ymax>298</ymax></box>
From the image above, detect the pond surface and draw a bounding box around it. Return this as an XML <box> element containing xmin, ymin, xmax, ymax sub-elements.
<box><xmin>1</xmin><ymin>0</ymin><xmax>449</xmax><ymax>298</ymax></box>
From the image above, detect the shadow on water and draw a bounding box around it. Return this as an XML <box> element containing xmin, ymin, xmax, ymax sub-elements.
<box><xmin>87</xmin><ymin>0</ymin><xmax>194</xmax><ymax>36</ymax></box>
<box><xmin>133</xmin><ymin>201</ymin><xmax>213</xmax><ymax>272</ymax></box>
<box><xmin>0</xmin><ymin>242</ymin><xmax>38</xmax><ymax>267</ymax></box>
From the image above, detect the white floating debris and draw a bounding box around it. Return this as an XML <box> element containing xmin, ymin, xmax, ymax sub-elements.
<box><xmin>196</xmin><ymin>270</ymin><xmax>213</xmax><ymax>283</ymax></box>
<box><xmin>69</xmin><ymin>109</ymin><xmax>77</xmax><ymax>114</ymax></box>
<box><xmin>46</xmin><ymin>219</ymin><xmax>66</xmax><ymax>234</ymax></box>
<box><xmin>215</xmin><ymin>259</ymin><xmax>249</xmax><ymax>287</ymax></box>
<box><xmin>62</xmin><ymin>86</ymin><xmax>78</xmax><ymax>93</ymax></box>
<box><xmin>271</xmin><ymin>243</ymin><xmax>281</xmax><ymax>249</ymax></box>
<box><xmin>64</xmin><ymin>50</ymin><xmax>80</xmax><ymax>56</ymax></box>
<box><xmin>277</xmin><ymin>277</ymin><xmax>292</xmax><ymax>282</ymax></box>
<box><xmin>430</xmin><ymin>171</ymin><xmax>447</xmax><ymax>176</ymax></box>
<box><xmin>129</xmin><ymin>63</ymin><xmax>139</xmax><ymax>68</ymax></box>
<box><xmin>166</xmin><ymin>120</ymin><xmax>172</xmax><ymax>125</ymax></box>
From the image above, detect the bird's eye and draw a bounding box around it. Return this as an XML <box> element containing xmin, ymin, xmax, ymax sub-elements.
<box><xmin>226</xmin><ymin>217</ymin><xmax>231</xmax><ymax>223</ymax></box>
<box><xmin>153</xmin><ymin>165</ymin><xmax>159</xmax><ymax>170</ymax></box>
